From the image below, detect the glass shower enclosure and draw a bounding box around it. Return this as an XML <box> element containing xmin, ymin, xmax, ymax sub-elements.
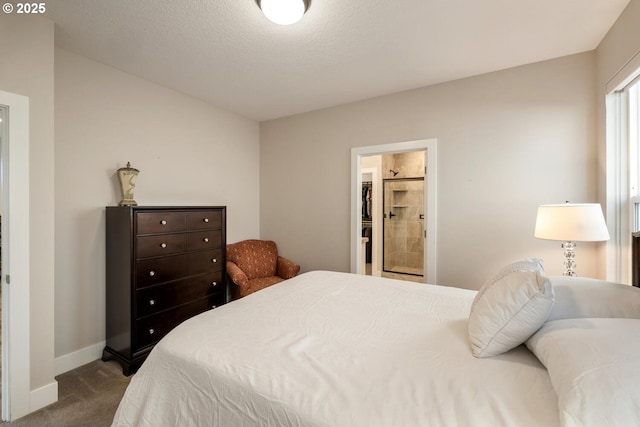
<box><xmin>383</xmin><ymin>177</ymin><xmax>424</xmax><ymax>276</ymax></box>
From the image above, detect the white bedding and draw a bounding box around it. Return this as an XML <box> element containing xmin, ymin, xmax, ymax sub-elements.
<box><xmin>112</xmin><ymin>270</ymin><xmax>559</xmax><ymax>427</ymax></box>
<box><xmin>527</xmin><ymin>318</ymin><xmax>640</xmax><ymax>427</ymax></box>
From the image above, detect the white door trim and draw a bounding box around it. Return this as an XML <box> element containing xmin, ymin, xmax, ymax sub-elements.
<box><xmin>0</xmin><ymin>90</ymin><xmax>31</xmax><ymax>421</ymax></box>
<box><xmin>351</xmin><ymin>139</ymin><xmax>437</xmax><ymax>284</ymax></box>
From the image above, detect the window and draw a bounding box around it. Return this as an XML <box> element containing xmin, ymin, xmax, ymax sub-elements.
<box><xmin>629</xmin><ymin>81</ymin><xmax>640</xmax><ymax>231</ymax></box>
<box><xmin>607</xmin><ymin>75</ymin><xmax>640</xmax><ymax>283</ymax></box>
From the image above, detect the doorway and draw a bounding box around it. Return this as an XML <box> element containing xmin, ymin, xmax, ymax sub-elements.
<box><xmin>0</xmin><ymin>91</ymin><xmax>32</xmax><ymax>421</ymax></box>
<box><xmin>0</xmin><ymin>105</ymin><xmax>4</xmax><ymax>413</ymax></box>
<box><xmin>351</xmin><ymin>139</ymin><xmax>437</xmax><ymax>284</ymax></box>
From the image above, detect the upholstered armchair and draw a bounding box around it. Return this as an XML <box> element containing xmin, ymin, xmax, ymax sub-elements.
<box><xmin>226</xmin><ymin>239</ymin><xmax>300</xmax><ymax>298</ymax></box>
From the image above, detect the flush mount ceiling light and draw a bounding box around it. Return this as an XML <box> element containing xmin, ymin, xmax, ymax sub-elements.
<box><xmin>257</xmin><ymin>0</ymin><xmax>310</xmax><ymax>25</ymax></box>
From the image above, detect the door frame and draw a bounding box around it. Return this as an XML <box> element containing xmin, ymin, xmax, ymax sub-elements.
<box><xmin>351</xmin><ymin>139</ymin><xmax>437</xmax><ymax>284</ymax></box>
<box><xmin>0</xmin><ymin>91</ymin><xmax>31</xmax><ymax>421</ymax></box>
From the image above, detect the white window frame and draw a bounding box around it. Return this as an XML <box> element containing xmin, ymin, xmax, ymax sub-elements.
<box><xmin>606</xmin><ymin>73</ymin><xmax>640</xmax><ymax>284</ymax></box>
<box><xmin>629</xmin><ymin>82</ymin><xmax>640</xmax><ymax>231</ymax></box>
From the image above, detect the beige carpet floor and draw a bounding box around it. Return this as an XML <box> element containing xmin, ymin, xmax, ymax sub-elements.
<box><xmin>5</xmin><ymin>359</ymin><xmax>131</xmax><ymax>427</ymax></box>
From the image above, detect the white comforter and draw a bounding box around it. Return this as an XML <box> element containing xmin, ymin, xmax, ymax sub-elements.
<box><xmin>112</xmin><ymin>271</ymin><xmax>559</xmax><ymax>427</ymax></box>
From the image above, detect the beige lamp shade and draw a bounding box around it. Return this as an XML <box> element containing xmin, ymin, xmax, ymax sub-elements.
<box><xmin>534</xmin><ymin>203</ymin><xmax>610</xmax><ymax>242</ymax></box>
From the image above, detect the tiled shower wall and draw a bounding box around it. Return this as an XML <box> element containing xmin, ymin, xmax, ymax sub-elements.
<box><xmin>382</xmin><ymin>151</ymin><xmax>425</xmax><ymax>180</ymax></box>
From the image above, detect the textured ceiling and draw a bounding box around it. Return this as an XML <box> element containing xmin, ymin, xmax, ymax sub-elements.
<box><xmin>46</xmin><ymin>0</ymin><xmax>629</xmax><ymax>121</ymax></box>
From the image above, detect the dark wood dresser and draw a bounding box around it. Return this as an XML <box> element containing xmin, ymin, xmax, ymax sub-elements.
<box><xmin>103</xmin><ymin>206</ymin><xmax>227</xmax><ymax>375</ymax></box>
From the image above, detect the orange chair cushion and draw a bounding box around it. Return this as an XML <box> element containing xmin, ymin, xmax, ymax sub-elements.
<box><xmin>246</xmin><ymin>276</ymin><xmax>285</xmax><ymax>296</ymax></box>
<box><xmin>226</xmin><ymin>239</ymin><xmax>278</xmax><ymax>280</ymax></box>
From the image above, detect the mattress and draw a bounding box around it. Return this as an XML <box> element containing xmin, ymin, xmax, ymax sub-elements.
<box><xmin>112</xmin><ymin>270</ymin><xmax>559</xmax><ymax>427</ymax></box>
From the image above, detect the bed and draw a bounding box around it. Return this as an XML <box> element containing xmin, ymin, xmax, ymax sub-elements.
<box><xmin>111</xmin><ymin>266</ymin><xmax>640</xmax><ymax>427</ymax></box>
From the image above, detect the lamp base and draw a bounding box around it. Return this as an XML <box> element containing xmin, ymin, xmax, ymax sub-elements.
<box><xmin>561</xmin><ymin>241</ymin><xmax>577</xmax><ymax>276</ymax></box>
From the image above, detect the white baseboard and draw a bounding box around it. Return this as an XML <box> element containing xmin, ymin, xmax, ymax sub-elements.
<box><xmin>30</xmin><ymin>380</ymin><xmax>58</xmax><ymax>413</ymax></box>
<box><xmin>27</xmin><ymin>341</ymin><xmax>105</xmax><ymax>414</ymax></box>
<box><xmin>54</xmin><ymin>341</ymin><xmax>106</xmax><ymax>376</ymax></box>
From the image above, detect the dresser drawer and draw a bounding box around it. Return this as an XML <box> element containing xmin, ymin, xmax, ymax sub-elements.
<box><xmin>136</xmin><ymin>233</ymin><xmax>186</xmax><ymax>258</ymax></box>
<box><xmin>137</xmin><ymin>212</ymin><xmax>185</xmax><ymax>234</ymax></box>
<box><xmin>135</xmin><ymin>294</ymin><xmax>225</xmax><ymax>350</ymax></box>
<box><xmin>185</xmin><ymin>247</ymin><xmax>223</xmax><ymax>274</ymax></box>
<box><xmin>136</xmin><ymin>249</ymin><xmax>223</xmax><ymax>288</ymax></box>
<box><xmin>136</xmin><ymin>271</ymin><xmax>224</xmax><ymax>318</ymax></box>
<box><xmin>186</xmin><ymin>210</ymin><xmax>222</xmax><ymax>231</ymax></box>
<box><xmin>186</xmin><ymin>230</ymin><xmax>222</xmax><ymax>251</ymax></box>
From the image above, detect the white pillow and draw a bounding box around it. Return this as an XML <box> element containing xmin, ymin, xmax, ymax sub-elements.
<box><xmin>547</xmin><ymin>276</ymin><xmax>640</xmax><ymax>321</ymax></box>
<box><xmin>468</xmin><ymin>264</ymin><xmax>554</xmax><ymax>358</ymax></box>
<box><xmin>526</xmin><ymin>318</ymin><xmax>640</xmax><ymax>427</ymax></box>
<box><xmin>470</xmin><ymin>258</ymin><xmax>545</xmax><ymax>314</ymax></box>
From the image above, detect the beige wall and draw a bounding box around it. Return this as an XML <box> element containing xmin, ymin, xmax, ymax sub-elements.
<box><xmin>0</xmin><ymin>14</ymin><xmax>56</xmax><ymax>392</ymax></box>
<box><xmin>596</xmin><ymin>0</ymin><xmax>640</xmax><ymax>91</ymax></box>
<box><xmin>261</xmin><ymin>52</ymin><xmax>598</xmax><ymax>289</ymax></box>
<box><xmin>54</xmin><ymin>49</ymin><xmax>260</xmax><ymax>361</ymax></box>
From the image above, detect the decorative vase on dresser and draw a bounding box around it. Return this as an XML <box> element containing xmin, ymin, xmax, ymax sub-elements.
<box><xmin>103</xmin><ymin>206</ymin><xmax>227</xmax><ymax>375</ymax></box>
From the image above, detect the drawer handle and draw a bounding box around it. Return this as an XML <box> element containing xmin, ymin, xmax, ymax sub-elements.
<box><xmin>160</xmin><ymin>220</ymin><xmax>167</xmax><ymax>225</ymax></box>
<box><xmin>203</xmin><ymin>218</ymin><xmax>209</xmax><ymax>223</ymax></box>
<box><xmin>160</xmin><ymin>243</ymin><xmax>167</xmax><ymax>248</ymax></box>
<box><xmin>211</xmin><ymin>281</ymin><xmax>217</xmax><ymax>287</ymax></box>
<box><xmin>149</xmin><ymin>270</ymin><xmax>156</xmax><ymax>277</ymax></box>
<box><xmin>149</xmin><ymin>299</ymin><xmax>155</xmax><ymax>306</ymax></box>
<box><xmin>203</xmin><ymin>237</ymin><xmax>209</xmax><ymax>243</ymax></box>
<box><xmin>211</xmin><ymin>258</ymin><xmax>217</xmax><ymax>263</ymax></box>
<box><xmin>149</xmin><ymin>328</ymin><xmax>155</xmax><ymax>335</ymax></box>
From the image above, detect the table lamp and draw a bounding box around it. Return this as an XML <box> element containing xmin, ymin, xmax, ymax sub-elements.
<box><xmin>534</xmin><ymin>203</ymin><xmax>610</xmax><ymax>276</ymax></box>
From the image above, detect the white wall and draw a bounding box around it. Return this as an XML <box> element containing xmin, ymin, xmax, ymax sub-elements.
<box><xmin>54</xmin><ymin>49</ymin><xmax>260</xmax><ymax>364</ymax></box>
<box><xmin>261</xmin><ymin>52</ymin><xmax>598</xmax><ymax>289</ymax></box>
<box><xmin>0</xmin><ymin>13</ymin><xmax>56</xmax><ymax>397</ymax></box>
